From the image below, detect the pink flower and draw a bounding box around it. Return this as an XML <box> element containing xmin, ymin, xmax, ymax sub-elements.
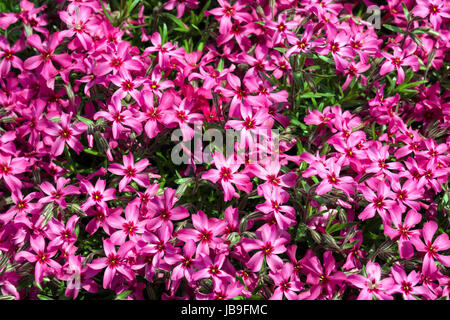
<box><xmin>93</xmin><ymin>95</ymin><xmax>143</xmax><ymax>139</ymax></box>
<box><xmin>412</xmin><ymin>0</ymin><xmax>450</xmax><ymax>30</ymax></box>
<box><xmin>347</xmin><ymin>261</ymin><xmax>394</xmax><ymax>300</ymax></box>
<box><xmin>0</xmin><ymin>36</ymin><xmax>24</xmax><ymax>76</ymax></box>
<box><xmin>176</xmin><ymin>210</ymin><xmax>227</xmax><ymax>256</ymax></box>
<box><xmin>387</xmin><ymin>264</ymin><xmax>428</xmax><ymax>300</ymax></box>
<box><xmin>385</xmin><ymin>209</ymin><xmax>422</xmax><ymax>259</ymax></box>
<box><xmin>269</xmin><ymin>262</ymin><xmax>303</xmax><ymax>300</ymax></box>
<box><xmin>0</xmin><ymin>154</ymin><xmax>29</xmax><ymax>191</ymax></box>
<box><xmin>163</xmin><ymin>97</ymin><xmax>203</xmax><ymax>141</ymax></box>
<box><xmin>380</xmin><ymin>40</ymin><xmax>420</xmax><ymax>84</ymax></box>
<box><xmin>358</xmin><ymin>179</ymin><xmax>398</xmax><ymax>224</ymax></box>
<box><xmin>45</xmin><ymin>113</ymin><xmax>86</xmax><ymax>156</ymax></box>
<box><xmin>38</xmin><ymin>177</ymin><xmax>80</xmax><ymax>209</ymax></box>
<box><xmin>23</xmin><ymin>33</ymin><xmax>72</xmax><ymax>89</ymax></box>
<box><xmin>205</xmin><ymin>0</ymin><xmax>251</xmax><ymax>35</ymax></box>
<box><xmin>80</xmin><ymin>178</ymin><xmax>116</xmax><ymax>211</ymax></box>
<box><xmin>108</xmin><ymin>153</ymin><xmax>150</xmax><ymax>192</ymax></box>
<box><xmin>192</xmin><ymin>253</ymin><xmax>235</xmax><ymax>283</ymax></box>
<box><xmin>411</xmin><ymin>220</ymin><xmax>450</xmax><ymax>270</ymax></box>
<box><xmin>46</xmin><ymin>215</ymin><xmax>79</xmax><ymax>250</ymax></box>
<box><xmin>202</xmin><ymin>152</ymin><xmax>252</xmax><ymax>201</ymax></box>
<box><xmin>107</xmin><ymin>203</ymin><xmax>146</xmax><ymax>245</ymax></box>
<box><xmin>314</xmin><ymin>158</ymin><xmax>355</xmax><ymax>197</ymax></box>
<box><xmin>145</xmin><ymin>188</ymin><xmax>190</xmax><ymax>231</ymax></box>
<box><xmin>240</xmin><ymin>224</ymin><xmax>290</xmax><ymax>272</ymax></box>
<box><xmin>89</xmin><ymin>239</ymin><xmax>136</xmax><ymax>289</ymax></box>
<box><xmin>15</xmin><ymin>235</ymin><xmax>61</xmax><ymax>283</ymax></box>
<box><xmin>301</xmin><ymin>251</ymin><xmax>347</xmax><ymax>300</ymax></box>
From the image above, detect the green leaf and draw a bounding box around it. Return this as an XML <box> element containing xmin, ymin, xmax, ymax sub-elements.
<box><xmin>327</xmin><ymin>222</ymin><xmax>357</xmax><ymax>234</ymax></box>
<box><xmin>299</xmin><ymin>92</ymin><xmax>335</xmax><ymax>98</ymax></box>
<box><xmin>37</xmin><ymin>294</ymin><xmax>53</xmax><ymax>300</ymax></box>
<box><xmin>115</xmin><ymin>290</ymin><xmax>132</xmax><ymax>300</ymax></box>
<box><xmin>162</xmin><ymin>13</ymin><xmax>189</xmax><ymax>32</ymax></box>
<box><xmin>383</xmin><ymin>24</ymin><xmax>406</xmax><ymax>34</ymax></box>
<box><xmin>100</xmin><ymin>0</ymin><xmax>115</xmax><ymax>26</ymax></box>
<box><xmin>401</xmin><ymin>2</ymin><xmax>410</xmax><ymax>21</ymax></box>
<box><xmin>77</xmin><ymin>115</ymin><xmax>94</xmax><ymax>126</ymax></box>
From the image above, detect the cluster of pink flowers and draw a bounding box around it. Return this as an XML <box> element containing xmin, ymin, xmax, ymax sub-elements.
<box><xmin>0</xmin><ymin>0</ymin><xmax>448</xmax><ymax>300</ymax></box>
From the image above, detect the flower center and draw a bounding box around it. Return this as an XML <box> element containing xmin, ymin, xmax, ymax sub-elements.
<box><xmin>92</xmin><ymin>191</ymin><xmax>103</xmax><ymax>202</ymax></box>
<box><xmin>107</xmin><ymin>254</ymin><xmax>121</xmax><ymax>268</ymax></box>
<box><xmin>122</xmin><ymin>80</ymin><xmax>134</xmax><ymax>91</ymax></box>
<box><xmin>125</xmin><ymin>166</ymin><xmax>136</xmax><ymax>178</ymax></box>
<box><xmin>0</xmin><ymin>163</ymin><xmax>11</xmax><ymax>174</ymax></box>
<box><xmin>220</xmin><ymin>167</ymin><xmax>233</xmax><ymax>181</ymax></box>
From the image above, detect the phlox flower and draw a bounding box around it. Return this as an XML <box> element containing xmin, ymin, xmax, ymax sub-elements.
<box><xmin>80</xmin><ymin>178</ymin><xmax>116</xmax><ymax>211</ymax></box>
<box><xmin>347</xmin><ymin>261</ymin><xmax>394</xmax><ymax>300</ymax></box>
<box><xmin>107</xmin><ymin>203</ymin><xmax>146</xmax><ymax>245</ymax></box>
<box><xmin>15</xmin><ymin>235</ymin><xmax>61</xmax><ymax>284</ymax></box>
<box><xmin>108</xmin><ymin>153</ymin><xmax>150</xmax><ymax>192</ymax></box>
<box><xmin>38</xmin><ymin>177</ymin><xmax>80</xmax><ymax>209</ymax></box>
<box><xmin>411</xmin><ymin>220</ymin><xmax>450</xmax><ymax>270</ymax></box>
<box><xmin>240</xmin><ymin>224</ymin><xmax>290</xmax><ymax>272</ymax></box>
<box><xmin>177</xmin><ymin>210</ymin><xmax>227</xmax><ymax>256</ymax></box>
<box><xmin>387</xmin><ymin>264</ymin><xmax>428</xmax><ymax>300</ymax></box>
<box><xmin>269</xmin><ymin>262</ymin><xmax>304</xmax><ymax>300</ymax></box>
<box><xmin>380</xmin><ymin>40</ymin><xmax>420</xmax><ymax>84</ymax></box>
<box><xmin>201</xmin><ymin>152</ymin><xmax>252</xmax><ymax>201</ymax></box>
<box><xmin>89</xmin><ymin>239</ymin><xmax>136</xmax><ymax>289</ymax></box>
<box><xmin>23</xmin><ymin>33</ymin><xmax>72</xmax><ymax>89</ymax></box>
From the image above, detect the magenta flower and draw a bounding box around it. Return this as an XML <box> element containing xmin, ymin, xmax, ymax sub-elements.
<box><xmin>314</xmin><ymin>158</ymin><xmax>355</xmax><ymax>197</ymax></box>
<box><xmin>110</xmin><ymin>71</ymin><xmax>147</xmax><ymax>102</ymax></box>
<box><xmin>380</xmin><ymin>40</ymin><xmax>420</xmax><ymax>84</ymax></box>
<box><xmin>46</xmin><ymin>215</ymin><xmax>79</xmax><ymax>250</ymax></box>
<box><xmin>146</xmin><ymin>188</ymin><xmax>190</xmax><ymax>231</ymax></box>
<box><xmin>59</xmin><ymin>6</ymin><xmax>95</xmax><ymax>50</ymax></box>
<box><xmin>0</xmin><ymin>190</ymin><xmax>40</xmax><ymax>224</ymax></box>
<box><xmin>80</xmin><ymin>178</ymin><xmax>116</xmax><ymax>211</ymax></box>
<box><xmin>240</xmin><ymin>224</ymin><xmax>289</xmax><ymax>272</ymax></box>
<box><xmin>93</xmin><ymin>41</ymin><xmax>144</xmax><ymax>77</ymax></box>
<box><xmin>15</xmin><ymin>235</ymin><xmax>61</xmax><ymax>283</ymax></box>
<box><xmin>269</xmin><ymin>262</ymin><xmax>303</xmax><ymax>300</ymax></box>
<box><xmin>165</xmin><ymin>239</ymin><xmax>196</xmax><ymax>283</ymax></box>
<box><xmin>163</xmin><ymin>97</ymin><xmax>203</xmax><ymax>141</ymax></box>
<box><xmin>192</xmin><ymin>253</ymin><xmax>235</xmax><ymax>283</ymax></box>
<box><xmin>358</xmin><ymin>180</ymin><xmax>398</xmax><ymax>224</ymax></box>
<box><xmin>387</xmin><ymin>264</ymin><xmax>428</xmax><ymax>300</ymax></box>
<box><xmin>255</xmin><ymin>185</ymin><xmax>296</xmax><ymax>230</ymax></box>
<box><xmin>0</xmin><ymin>154</ymin><xmax>29</xmax><ymax>191</ymax></box>
<box><xmin>23</xmin><ymin>33</ymin><xmax>72</xmax><ymax>89</ymax></box>
<box><xmin>176</xmin><ymin>210</ymin><xmax>227</xmax><ymax>256</ymax></box>
<box><xmin>93</xmin><ymin>95</ymin><xmax>143</xmax><ymax>139</ymax></box>
<box><xmin>62</xmin><ymin>254</ymin><xmax>98</xmax><ymax>299</ymax></box>
<box><xmin>89</xmin><ymin>239</ymin><xmax>136</xmax><ymax>289</ymax></box>
<box><xmin>411</xmin><ymin>221</ymin><xmax>450</xmax><ymax>270</ymax></box>
<box><xmin>205</xmin><ymin>0</ymin><xmax>251</xmax><ymax>35</ymax></box>
<box><xmin>385</xmin><ymin>209</ymin><xmax>422</xmax><ymax>259</ymax></box>
<box><xmin>38</xmin><ymin>177</ymin><xmax>80</xmax><ymax>209</ymax></box>
<box><xmin>45</xmin><ymin>113</ymin><xmax>86</xmax><ymax>156</ymax></box>
<box><xmin>0</xmin><ymin>36</ymin><xmax>24</xmax><ymax>76</ymax></box>
<box><xmin>107</xmin><ymin>204</ymin><xmax>146</xmax><ymax>245</ymax></box>
<box><xmin>202</xmin><ymin>152</ymin><xmax>252</xmax><ymax>201</ymax></box>
<box><xmin>248</xmin><ymin>160</ymin><xmax>298</xmax><ymax>195</ymax></box>
<box><xmin>412</xmin><ymin>0</ymin><xmax>450</xmax><ymax>30</ymax></box>
<box><xmin>108</xmin><ymin>153</ymin><xmax>150</xmax><ymax>192</ymax></box>
<box><xmin>302</xmin><ymin>251</ymin><xmax>347</xmax><ymax>300</ymax></box>
<box><xmin>347</xmin><ymin>261</ymin><xmax>394</xmax><ymax>300</ymax></box>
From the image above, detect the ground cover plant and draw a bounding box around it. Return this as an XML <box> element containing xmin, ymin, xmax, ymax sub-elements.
<box><xmin>0</xmin><ymin>0</ymin><xmax>448</xmax><ymax>300</ymax></box>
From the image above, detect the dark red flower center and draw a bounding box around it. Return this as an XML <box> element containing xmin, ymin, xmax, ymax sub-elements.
<box><xmin>220</xmin><ymin>167</ymin><xmax>233</xmax><ymax>181</ymax></box>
